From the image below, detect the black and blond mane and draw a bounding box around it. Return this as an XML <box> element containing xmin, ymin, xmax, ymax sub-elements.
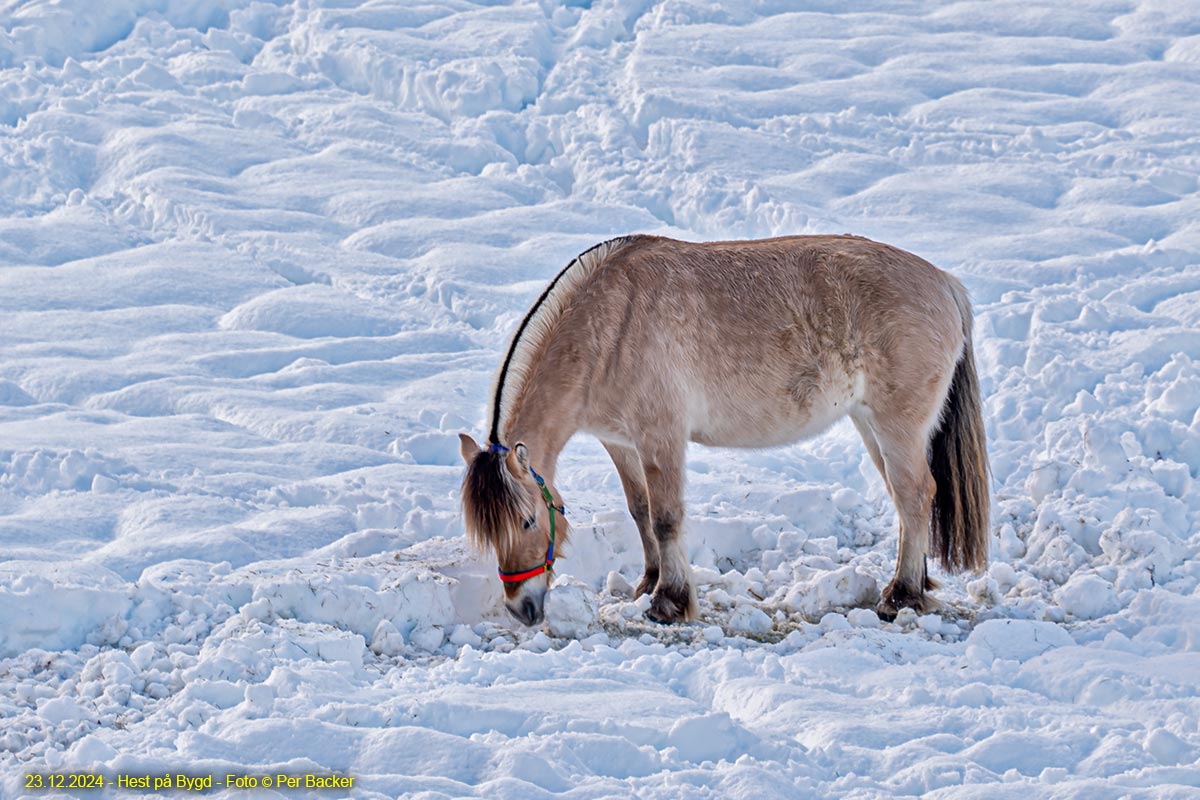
<box><xmin>487</xmin><ymin>236</ymin><xmax>633</xmax><ymax>445</ymax></box>
<box><xmin>460</xmin><ymin>448</ymin><xmax>533</xmax><ymax>560</ymax></box>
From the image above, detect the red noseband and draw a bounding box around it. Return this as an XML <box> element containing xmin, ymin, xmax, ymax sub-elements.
<box><xmin>490</xmin><ymin>443</ymin><xmax>562</xmax><ymax>584</ymax></box>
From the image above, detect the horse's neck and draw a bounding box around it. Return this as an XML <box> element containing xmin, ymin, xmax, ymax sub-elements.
<box><xmin>503</xmin><ymin>379</ymin><xmax>579</xmax><ymax>485</ymax></box>
<box><xmin>503</xmin><ymin>422</ymin><xmax>568</xmax><ymax>485</ymax></box>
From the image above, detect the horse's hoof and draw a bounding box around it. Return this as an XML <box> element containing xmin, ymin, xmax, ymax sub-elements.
<box><xmin>646</xmin><ymin>586</ymin><xmax>689</xmax><ymax>623</ymax></box>
<box><xmin>878</xmin><ymin>579</ymin><xmax>938</xmax><ymax>621</ymax></box>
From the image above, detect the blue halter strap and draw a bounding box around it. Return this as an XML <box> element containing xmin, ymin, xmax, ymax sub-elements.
<box><xmin>488</xmin><ymin>442</ymin><xmax>563</xmax><ymax>583</ymax></box>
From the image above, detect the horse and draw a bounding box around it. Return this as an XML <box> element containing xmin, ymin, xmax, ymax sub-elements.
<box><xmin>459</xmin><ymin>234</ymin><xmax>989</xmax><ymax>627</ymax></box>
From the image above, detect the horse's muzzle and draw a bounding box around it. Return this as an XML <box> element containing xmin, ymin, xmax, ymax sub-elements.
<box><xmin>506</xmin><ymin>589</ymin><xmax>545</xmax><ymax>626</ymax></box>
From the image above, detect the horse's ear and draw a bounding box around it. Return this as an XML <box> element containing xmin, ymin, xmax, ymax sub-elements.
<box><xmin>513</xmin><ymin>442</ymin><xmax>529</xmax><ymax>470</ymax></box>
<box><xmin>459</xmin><ymin>433</ymin><xmax>481</xmax><ymax>464</ymax></box>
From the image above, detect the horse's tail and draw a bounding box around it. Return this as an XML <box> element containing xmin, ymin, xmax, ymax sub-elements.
<box><xmin>928</xmin><ymin>282</ymin><xmax>990</xmax><ymax>573</ymax></box>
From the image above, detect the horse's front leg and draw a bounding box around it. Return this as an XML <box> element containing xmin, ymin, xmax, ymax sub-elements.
<box><xmin>602</xmin><ymin>441</ymin><xmax>658</xmax><ymax>596</ymax></box>
<box><xmin>639</xmin><ymin>439</ymin><xmax>697</xmax><ymax>623</ymax></box>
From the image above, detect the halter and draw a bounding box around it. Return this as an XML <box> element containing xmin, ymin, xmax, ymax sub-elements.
<box><xmin>489</xmin><ymin>443</ymin><xmax>564</xmax><ymax>583</ymax></box>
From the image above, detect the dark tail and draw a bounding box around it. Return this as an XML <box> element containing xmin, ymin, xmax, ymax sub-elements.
<box><xmin>929</xmin><ymin>286</ymin><xmax>990</xmax><ymax>573</ymax></box>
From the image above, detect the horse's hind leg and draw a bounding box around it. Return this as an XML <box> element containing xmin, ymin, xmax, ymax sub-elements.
<box><xmin>850</xmin><ymin>415</ymin><xmax>890</xmax><ymax>496</ymax></box>
<box><xmin>857</xmin><ymin>411</ymin><xmax>939</xmax><ymax>619</ymax></box>
<box><xmin>638</xmin><ymin>436</ymin><xmax>697</xmax><ymax>623</ymax></box>
<box><xmin>602</xmin><ymin>441</ymin><xmax>658</xmax><ymax>597</ymax></box>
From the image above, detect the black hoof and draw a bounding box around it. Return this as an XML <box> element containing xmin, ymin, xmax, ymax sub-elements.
<box><xmin>877</xmin><ymin>578</ymin><xmax>938</xmax><ymax>620</ymax></box>
<box><xmin>646</xmin><ymin>583</ymin><xmax>691</xmax><ymax>623</ymax></box>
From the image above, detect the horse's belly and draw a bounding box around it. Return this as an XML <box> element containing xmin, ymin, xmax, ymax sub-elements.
<box><xmin>687</xmin><ymin>372</ymin><xmax>862</xmax><ymax>448</ymax></box>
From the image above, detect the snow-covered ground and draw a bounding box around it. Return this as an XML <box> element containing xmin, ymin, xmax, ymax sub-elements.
<box><xmin>2</xmin><ymin>0</ymin><xmax>1199</xmax><ymax>796</ymax></box>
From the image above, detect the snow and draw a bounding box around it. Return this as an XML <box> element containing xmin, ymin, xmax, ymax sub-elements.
<box><xmin>543</xmin><ymin>582</ymin><xmax>600</xmax><ymax>639</ymax></box>
<box><xmin>964</xmin><ymin>618</ymin><xmax>1075</xmax><ymax>664</ymax></box>
<box><xmin>1053</xmin><ymin>572</ymin><xmax>1121</xmax><ymax>620</ymax></box>
<box><xmin>2</xmin><ymin>0</ymin><xmax>1200</xmax><ymax>796</ymax></box>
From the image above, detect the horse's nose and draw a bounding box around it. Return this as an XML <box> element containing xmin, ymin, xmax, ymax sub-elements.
<box><xmin>506</xmin><ymin>594</ymin><xmax>544</xmax><ymax>626</ymax></box>
<box><xmin>522</xmin><ymin>595</ymin><xmax>544</xmax><ymax>625</ymax></box>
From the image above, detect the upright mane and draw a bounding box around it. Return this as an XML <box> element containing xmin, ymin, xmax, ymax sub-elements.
<box><xmin>487</xmin><ymin>236</ymin><xmax>633</xmax><ymax>445</ymax></box>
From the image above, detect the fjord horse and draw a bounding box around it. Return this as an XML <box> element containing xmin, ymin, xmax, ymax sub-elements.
<box><xmin>460</xmin><ymin>235</ymin><xmax>988</xmax><ymax>626</ymax></box>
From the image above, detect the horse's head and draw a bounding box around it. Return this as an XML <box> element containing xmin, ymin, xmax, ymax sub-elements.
<box><xmin>459</xmin><ymin>433</ymin><xmax>567</xmax><ymax>626</ymax></box>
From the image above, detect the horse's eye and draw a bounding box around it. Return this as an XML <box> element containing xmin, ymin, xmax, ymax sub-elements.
<box><xmin>522</xmin><ymin>515</ymin><xmax>536</xmax><ymax>530</ymax></box>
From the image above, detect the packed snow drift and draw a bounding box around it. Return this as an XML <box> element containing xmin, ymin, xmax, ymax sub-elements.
<box><xmin>2</xmin><ymin>0</ymin><xmax>1199</xmax><ymax>797</ymax></box>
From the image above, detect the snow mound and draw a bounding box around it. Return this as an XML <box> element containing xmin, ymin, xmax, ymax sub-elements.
<box><xmin>965</xmin><ymin>619</ymin><xmax>1075</xmax><ymax>664</ymax></box>
<box><xmin>784</xmin><ymin>565</ymin><xmax>880</xmax><ymax>617</ymax></box>
<box><xmin>543</xmin><ymin>583</ymin><xmax>599</xmax><ymax>639</ymax></box>
<box><xmin>0</xmin><ymin>563</ymin><xmax>133</xmax><ymax>657</ymax></box>
<box><xmin>220</xmin><ymin>285</ymin><xmax>402</xmax><ymax>339</ymax></box>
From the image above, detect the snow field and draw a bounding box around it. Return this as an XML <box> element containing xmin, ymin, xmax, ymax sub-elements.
<box><xmin>1</xmin><ymin>0</ymin><xmax>1200</xmax><ymax>796</ymax></box>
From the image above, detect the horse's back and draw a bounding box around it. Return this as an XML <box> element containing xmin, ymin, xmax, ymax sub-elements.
<box><xmin>583</xmin><ymin>235</ymin><xmax>968</xmax><ymax>448</ymax></box>
<box><xmin>616</xmin><ymin>234</ymin><xmax>957</xmax><ymax>312</ymax></box>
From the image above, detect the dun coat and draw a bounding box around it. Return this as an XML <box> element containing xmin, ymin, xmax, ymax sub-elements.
<box><xmin>460</xmin><ymin>234</ymin><xmax>989</xmax><ymax>626</ymax></box>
